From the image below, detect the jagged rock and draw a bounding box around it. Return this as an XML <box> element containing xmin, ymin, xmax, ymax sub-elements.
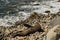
<box><xmin>45</xmin><ymin>10</ymin><xmax>50</xmax><ymax>13</ymax></box>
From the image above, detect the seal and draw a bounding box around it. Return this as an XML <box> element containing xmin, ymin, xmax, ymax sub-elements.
<box><xmin>9</xmin><ymin>23</ymin><xmax>44</xmax><ymax>38</ymax></box>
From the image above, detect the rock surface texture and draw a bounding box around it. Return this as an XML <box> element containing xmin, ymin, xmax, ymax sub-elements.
<box><xmin>46</xmin><ymin>25</ymin><xmax>60</xmax><ymax>40</ymax></box>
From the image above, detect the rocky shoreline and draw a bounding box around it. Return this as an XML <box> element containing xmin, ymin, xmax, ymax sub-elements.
<box><xmin>0</xmin><ymin>12</ymin><xmax>60</xmax><ymax>40</ymax></box>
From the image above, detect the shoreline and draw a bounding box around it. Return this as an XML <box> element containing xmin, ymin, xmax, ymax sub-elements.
<box><xmin>0</xmin><ymin>12</ymin><xmax>60</xmax><ymax>40</ymax></box>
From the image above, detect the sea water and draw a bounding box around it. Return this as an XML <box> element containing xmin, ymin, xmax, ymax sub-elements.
<box><xmin>0</xmin><ymin>0</ymin><xmax>60</xmax><ymax>27</ymax></box>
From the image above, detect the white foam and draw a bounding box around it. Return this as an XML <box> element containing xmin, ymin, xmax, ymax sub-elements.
<box><xmin>33</xmin><ymin>1</ymin><xmax>60</xmax><ymax>14</ymax></box>
<box><xmin>0</xmin><ymin>12</ymin><xmax>30</xmax><ymax>27</ymax></box>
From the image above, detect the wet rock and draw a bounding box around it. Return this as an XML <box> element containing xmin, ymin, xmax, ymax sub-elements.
<box><xmin>31</xmin><ymin>3</ymin><xmax>40</xmax><ymax>6</ymax></box>
<box><xmin>45</xmin><ymin>10</ymin><xmax>50</xmax><ymax>13</ymax></box>
<box><xmin>50</xmin><ymin>6</ymin><xmax>54</xmax><ymax>8</ymax></box>
<box><xmin>0</xmin><ymin>32</ymin><xmax>4</xmax><ymax>40</ymax></box>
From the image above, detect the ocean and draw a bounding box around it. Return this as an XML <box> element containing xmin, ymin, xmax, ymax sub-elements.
<box><xmin>0</xmin><ymin>0</ymin><xmax>60</xmax><ymax>27</ymax></box>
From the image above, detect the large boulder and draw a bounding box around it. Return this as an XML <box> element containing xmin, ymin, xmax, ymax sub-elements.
<box><xmin>46</xmin><ymin>25</ymin><xmax>60</xmax><ymax>40</ymax></box>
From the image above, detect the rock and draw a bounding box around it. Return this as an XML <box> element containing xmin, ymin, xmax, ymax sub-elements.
<box><xmin>46</xmin><ymin>25</ymin><xmax>60</xmax><ymax>40</ymax></box>
<box><xmin>14</xmin><ymin>21</ymin><xmax>22</xmax><ymax>26</ymax></box>
<box><xmin>45</xmin><ymin>10</ymin><xmax>50</xmax><ymax>13</ymax></box>
<box><xmin>49</xmin><ymin>17</ymin><xmax>60</xmax><ymax>28</ymax></box>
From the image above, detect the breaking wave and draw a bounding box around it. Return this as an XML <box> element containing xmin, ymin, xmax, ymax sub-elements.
<box><xmin>0</xmin><ymin>0</ymin><xmax>60</xmax><ymax>27</ymax></box>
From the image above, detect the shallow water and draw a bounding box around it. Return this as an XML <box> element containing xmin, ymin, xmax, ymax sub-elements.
<box><xmin>0</xmin><ymin>0</ymin><xmax>60</xmax><ymax>27</ymax></box>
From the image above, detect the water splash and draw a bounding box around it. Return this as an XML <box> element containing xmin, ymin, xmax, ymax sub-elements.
<box><xmin>0</xmin><ymin>0</ymin><xmax>60</xmax><ymax>27</ymax></box>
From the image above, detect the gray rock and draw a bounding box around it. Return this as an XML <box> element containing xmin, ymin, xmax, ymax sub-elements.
<box><xmin>49</xmin><ymin>17</ymin><xmax>60</xmax><ymax>28</ymax></box>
